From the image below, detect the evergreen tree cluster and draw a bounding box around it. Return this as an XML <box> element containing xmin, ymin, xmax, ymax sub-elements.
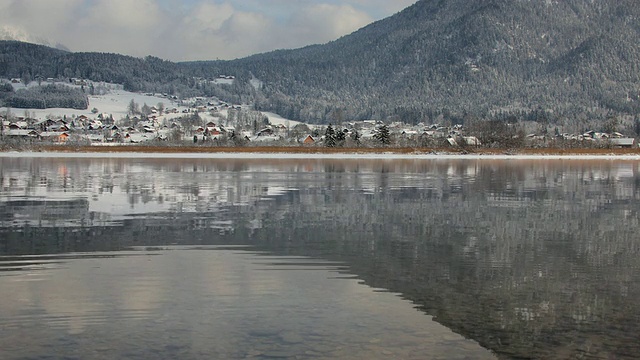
<box><xmin>4</xmin><ymin>84</ymin><xmax>88</xmax><ymax>109</ymax></box>
<box><xmin>0</xmin><ymin>81</ymin><xmax>14</xmax><ymax>103</ymax></box>
<box><xmin>373</xmin><ymin>125</ymin><xmax>391</xmax><ymax>146</ymax></box>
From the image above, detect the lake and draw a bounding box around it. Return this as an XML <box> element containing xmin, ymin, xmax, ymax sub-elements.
<box><xmin>1</xmin><ymin>155</ymin><xmax>639</xmax><ymax>359</ymax></box>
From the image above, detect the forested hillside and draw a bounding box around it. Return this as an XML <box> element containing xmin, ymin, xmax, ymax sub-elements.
<box><xmin>5</xmin><ymin>84</ymin><xmax>88</xmax><ymax>110</ymax></box>
<box><xmin>0</xmin><ymin>41</ymin><xmax>194</xmax><ymax>95</ymax></box>
<box><xmin>2</xmin><ymin>0</ymin><xmax>640</xmax><ymax>125</ymax></box>
<box><xmin>189</xmin><ymin>0</ymin><xmax>640</xmax><ymax>124</ymax></box>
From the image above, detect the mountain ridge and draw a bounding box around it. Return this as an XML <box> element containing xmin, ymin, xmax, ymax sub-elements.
<box><xmin>195</xmin><ymin>0</ymin><xmax>640</xmax><ymax>123</ymax></box>
<box><xmin>2</xmin><ymin>0</ymin><xmax>640</xmax><ymax>125</ymax></box>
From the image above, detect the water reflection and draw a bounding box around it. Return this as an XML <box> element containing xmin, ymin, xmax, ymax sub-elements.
<box><xmin>0</xmin><ymin>247</ymin><xmax>492</xmax><ymax>360</ymax></box>
<box><xmin>1</xmin><ymin>157</ymin><xmax>640</xmax><ymax>359</ymax></box>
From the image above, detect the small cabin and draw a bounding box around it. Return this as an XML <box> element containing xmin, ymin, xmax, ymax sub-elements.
<box><xmin>302</xmin><ymin>135</ymin><xmax>315</xmax><ymax>144</ymax></box>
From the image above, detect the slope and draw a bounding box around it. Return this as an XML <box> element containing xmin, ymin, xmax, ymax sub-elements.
<box><xmin>187</xmin><ymin>0</ymin><xmax>640</xmax><ymax>124</ymax></box>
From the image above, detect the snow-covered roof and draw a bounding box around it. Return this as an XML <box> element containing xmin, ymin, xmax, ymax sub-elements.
<box><xmin>6</xmin><ymin>129</ymin><xmax>38</xmax><ymax>136</ymax></box>
<box><xmin>252</xmin><ymin>134</ymin><xmax>281</xmax><ymax>142</ymax></box>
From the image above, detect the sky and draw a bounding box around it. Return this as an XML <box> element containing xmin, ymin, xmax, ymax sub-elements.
<box><xmin>0</xmin><ymin>0</ymin><xmax>417</xmax><ymax>62</ymax></box>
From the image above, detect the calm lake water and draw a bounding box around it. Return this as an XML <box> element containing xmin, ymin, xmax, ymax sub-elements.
<box><xmin>1</xmin><ymin>156</ymin><xmax>639</xmax><ymax>359</ymax></box>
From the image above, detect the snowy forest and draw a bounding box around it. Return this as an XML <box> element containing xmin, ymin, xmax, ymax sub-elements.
<box><xmin>0</xmin><ymin>83</ymin><xmax>88</xmax><ymax>110</ymax></box>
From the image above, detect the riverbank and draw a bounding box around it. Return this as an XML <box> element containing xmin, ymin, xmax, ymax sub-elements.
<box><xmin>2</xmin><ymin>145</ymin><xmax>640</xmax><ymax>160</ymax></box>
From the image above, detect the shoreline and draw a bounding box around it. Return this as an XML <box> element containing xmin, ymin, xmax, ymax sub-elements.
<box><xmin>2</xmin><ymin>145</ymin><xmax>640</xmax><ymax>160</ymax></box>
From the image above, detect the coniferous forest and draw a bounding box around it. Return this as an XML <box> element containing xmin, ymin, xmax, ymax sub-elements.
<box><xmin>2</xmin><ymin>84</ymin><xmax>88</xmax><ymax>110</ymax></box>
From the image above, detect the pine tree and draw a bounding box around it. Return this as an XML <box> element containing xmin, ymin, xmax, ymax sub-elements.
<box><xmin>335</xmin><ymin>128</ymin><xmax>346</xmax><ymax>147</ymax></box>
<box><xmin>350</xmin><ymin>130</ymin><xmax>361</xmax><ymax>145</ymax></box>
<box><xmin>324</xmin><ymin>124</ymin><xmax>336</xmax><ymax>147</ymax></box>
<box><xmin>374</xmin><ymin>124</ymin><xmax>391</xmax><ymax>145</ymax></box>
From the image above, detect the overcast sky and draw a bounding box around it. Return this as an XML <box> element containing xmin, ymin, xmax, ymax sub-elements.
<box><xmin>0</xmin><ymin>0</ymin><xmax>417</xmax><ymax>62</ymax></box>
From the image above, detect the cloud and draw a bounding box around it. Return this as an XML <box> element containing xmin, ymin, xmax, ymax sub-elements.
<box><xmin>164</xmin><ymin>3</ymin><xmax>277</xmax><ymax>60</ymax></box>
<box><xmin>0</xmin><ymin>0</ymin><xmax>418</xmax><ymax>61</ymax></box>
<box><xmin>287</xmin><ymin>4</ymin><xmax>373</xmax><ymax>45</ymax></box>
<box><xmin>0</xmin><ymin>0</ymin><xmax>83</xmax><ymax>43</ymax></box>
<box><xmin>66</xmin><ymin>0</ymin><xmax>169</xmax><ymax>56</ymax></box>
<box><xmin>347</xmin><ymin>0</ymin><xmax>418</xmax><ymax>16</ymax></box>
<box><xmin>81</xmin><ymin>0</ymin><xmax>165</xmax><ymax>31</ymax></box>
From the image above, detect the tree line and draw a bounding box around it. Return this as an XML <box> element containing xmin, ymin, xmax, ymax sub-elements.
<box><xmin>1</xmin><ymin>83</ymin><xmax>88</xmax><ymax>110</ymax></box>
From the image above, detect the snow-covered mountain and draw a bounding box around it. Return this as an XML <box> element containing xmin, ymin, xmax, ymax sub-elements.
<box><xmin>2</xmin><ymin>0</ymin><xmax>640</xmax><ymax>125</ymax></box>
<box><xmin>0</xmin><ymin>25</ymin><xmax>69</xmax><ymax>51</ymax></box>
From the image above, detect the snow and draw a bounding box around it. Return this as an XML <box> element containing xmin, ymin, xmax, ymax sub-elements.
<box><xmin>212</xmin><ymin>78</ymin><xmax>234</xmax><ymax>85</ymax></box>
<box><xmin>1</xmin><ymin>80</ymin><xmax>313</xmax><ymax>133</ymax></box>
<box><xmin>1</xmin><ymin>83</ymin><xmax>307</xmax><ymax>133</ymax></box>
<box><xmin>250</xmin><ymin>77</ymin><xmax>263</xmax><ymax>90</ymax></box>
<box><xmin>2</xmin><ymin>152</ymin><xmax>640</xmax><ymax>161</ymax></box>
<box><xmin>0</xmin><ymin>87</ymin><xmax>179</xmax><ymax>121</ymax></box>
<box><xmin>262</xmin><ymin>112</ymin><xmax>308</xmax><ymax>128</ymax></box>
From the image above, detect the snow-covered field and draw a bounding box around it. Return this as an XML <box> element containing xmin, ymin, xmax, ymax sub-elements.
<box><xmin>1</xmin><ymin>81</ymin><xmax>304</xmax><ymax>129</ymax></box>
<box><xmin>2</xmin><ymin>151</ymin><xmax>640</xmax><ymax>161</ymax></box>
<box><xmin>1</xmin><ymin>85</ymin><xmax>180</xmax><ymax>121</ymax></box>
<box><xmin>262</xmin><ymin>112</ymin><xmax>306</xmax><ymax>128</ymax></box>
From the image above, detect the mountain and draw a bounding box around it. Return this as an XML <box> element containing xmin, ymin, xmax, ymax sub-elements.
<box><xmin>187</xmin><ymin>0</ymin><xmax>640</xmax><ymax>124</ymax></box>
<box><xmin>0</xmin><ymin>26</ymin><xmax>69</xmax><ymax>52</ymax></box>
<box><xmin>2</xmin><ymin>0</ymin><xmax>640</xmax><ymax>125</ymax></box>
<box><xmin>0</xmin><ymin>41</ymin><xmax>200</xmax><ymax>96</ymax></box>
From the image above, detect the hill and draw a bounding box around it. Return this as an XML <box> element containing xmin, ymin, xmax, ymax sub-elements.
<box><xmin>2</xmin><ymin>0</ymin><xmax>640</xmax><ymax>126</ymax></box>
<box><xmin>188</xmin><ymin>0</ymin><xmax>640</xmax><ymax>124</ymax></box>
<box><xmin>0</xmin><ymin>41</ymin><xmax>193</xmax><ymax>95</ymax></box>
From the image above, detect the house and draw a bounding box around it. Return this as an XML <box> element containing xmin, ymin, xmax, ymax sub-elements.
<box><xmin>87</xmin><ymin>120</ymin><xmax>103</xmax><ymax>130</ymax></box>
<box><xmin>302</xmin><ymin>135</ymin><xmax>315</xmax><ymax>144</ymax></box>
<box><xmin>252</xmin><ymin>134</ymin><xmax>281</xmax><ymax>143</ymax></box>
<box><xmin>50</xmin><ymin>123</ymin><xmax>70</xmax><ymax>132</ymax></box>
<box><xmin>463</xmin><ymin>136</ymin><xmax>482</xmax><ymax>146</ymax></box>
<box><xmin>76</xmin><ymin>115</ymin><xmax>89</xmax><ymax>125</ymax></box>
<box><xmin>610</xmin><ymin>138</ymin><xmax>636</xmax><ymax>148</ymax></box>
<box><xmin>34</xmin><ymin>119</ymin><xmax>57</xmax><ymax>131</ymax></box>
<box><xmin>125</xmin><ymin>133</ymin><xmax>151</xmax><ymax>143</ymax></box>
<box><xmin>86</xmin><ymin>134</ymin><xmax>105</xmax><ymax>143</ymax></box>
<box><xmin>207</xmin><ymin>128</ymin><xmax>222</xmax><ymax>136</ymax></box>
<box><xmin>40</xmin><ymin>132</ymin><xmax>69</xmax><ymax>143</ymax></box>
<box><xmin>401</xmin><ymin>130</ymin><xmax>419</xmax><ymax>139</ymax></box>
<box><xmin>6</xmin><ymin>129</ymin><xmax>38</xmax><ymax>138</ymax></box>
<box><xmin>256</xmin><ymin>128</ymin><xmax>274</xmax><ymax>137</ymax></box>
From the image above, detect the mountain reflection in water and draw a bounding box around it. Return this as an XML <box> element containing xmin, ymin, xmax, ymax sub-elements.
<box><xmin>1</xmin><ymin>157</ymin><xmax>640</xmax><ymax>359</ymax></box>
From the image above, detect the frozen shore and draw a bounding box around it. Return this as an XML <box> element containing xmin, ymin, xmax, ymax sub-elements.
<box><xmin>2</xmin><ymin>150</ymin><xmax>640</xmax><ymax>161</ymax></box>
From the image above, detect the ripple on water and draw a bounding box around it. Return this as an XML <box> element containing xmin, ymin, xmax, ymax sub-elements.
<box><xmin>0</xmin><ymin>247</ymin><xmax>496</xmax><ymax>360</ymax></box>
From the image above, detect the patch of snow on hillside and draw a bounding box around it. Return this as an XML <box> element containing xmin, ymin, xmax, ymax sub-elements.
<box><xmin>0</xmin><ymin>87</ymin><xmax>183</xmax><ymax>121</ymax></box>
<box><xmin>212</xmin><ymin>78</ymin><xmax>234</xmax><ymax>85</ymax></box>
<box><xmin>263</xmin><ymin>112</ymin><xmax>305</xmax><ymax>128</ymax></box>
<box><xmin>250</xmin><ymin>77</ymin><xmax>263</xmax><ymax>90</ymax></box>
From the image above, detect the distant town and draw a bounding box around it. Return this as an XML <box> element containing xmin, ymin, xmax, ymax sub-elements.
<box><xmin>1</xmin><ymin>78</ymin><xmax>637</xmax><ymax>150</ymax></box>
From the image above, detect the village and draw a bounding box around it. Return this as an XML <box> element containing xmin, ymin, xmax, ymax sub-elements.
<box><xmin>0</xmin><ymin>79</ymin><xmax>638</xmax><ymax>149</ymax></box>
